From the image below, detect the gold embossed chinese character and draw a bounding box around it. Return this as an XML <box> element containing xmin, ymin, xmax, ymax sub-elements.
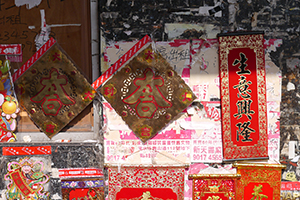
<box><xmin>250</xmin><ymin>185</ymin><xmax>268</xmax><ymax>200</ymax></box>
<box><xmin>14</xmin><ymin>42</ymin><xmax>95</xmax><ymax>138</ymax></box>
<box><xmin>99</xmin><ymin>45</ymin><xmax>196</xmax><ymax>143</ymax></box>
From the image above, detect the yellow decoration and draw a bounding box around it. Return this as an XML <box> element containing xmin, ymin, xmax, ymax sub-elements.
<box><xmin>2</xmin><ymin>101</ymin><xmax>17</xmax><ymax>115</ymax></box>
<box><xmin>186</xmin><ymin>93</ymin><xmax>192</xmax><ymax>99</ymax></box>
<box><xmin>285</xmin><ymin>171</ymin><xmax>298</xmax><ymax>182</ymax></box>
<box><xmin>141</xmin><ymin>191</ymin><xmax>152</xmax><ymax>200</ymax></box>
<box><xmin>251</xmin><ymin>185</ymin><xmax>268</xmax><ymax>200</ymax></box>
<box><xmin>209</xmin><ymin>185</ymin><xmax>220</xmax><ymax>193</ymax></box>
<box><xmin>207</xmin><ymin>196</ymin><xmax>222</xmax><ymax>200</ymax></box>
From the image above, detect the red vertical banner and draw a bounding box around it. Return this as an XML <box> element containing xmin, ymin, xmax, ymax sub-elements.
<box><xmin>218</xmin><ymin>32</ymin><xmax>268</xmax><ymax>160</ymax></box>
<box><xmin>189</xmin><ymin>174</ymin><xmax>240</xmax><ymax>200</ymax></box>
<box><xmin>233</xmin><ymin>163</ymin><xmax>285</xmax><ymax>200</ymax></box>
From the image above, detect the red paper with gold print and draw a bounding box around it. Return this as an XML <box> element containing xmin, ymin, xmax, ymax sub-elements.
<box><xmin>189</xmin><ymin>174</ymin><xmax>240</xmax><ymax>200</ymax></box>
<box><xmin>233</xmin><ymin>163</ymin><xmax>285</xmax><ymax>200</ymax></box>
<box><xmin>99</xmin><ymin>45</ymin><xmax>196</xmax><ymax>143</ymax></box>
<box><xmin>218</xmin><ymin>32</ymin><xmax>268</xmax><ymax>160</ymax></box>
<box><xmin>117</xmin><ymin>188</ymin><xmax>177</xmax><ymax>200</ymax></box>
<box><xmin>14</xmin><ymin>39</ymin><xmax>96</xmax><ymax>138</ymax></box>
<box><xmin>107</xmin><ymin>166</ymin><xmax>185</xmax><ymax>200</ymax></box>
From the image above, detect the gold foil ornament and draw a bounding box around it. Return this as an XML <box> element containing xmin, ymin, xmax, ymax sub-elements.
<box><xmin>14</xmin><ymin>39</ymin><xmax>96</xmax><ymax>138</ymax></box>
<box><xmin>99</xmin><ymin>45</ymin><xmax>196</xmax><ymax>143</ymax></box>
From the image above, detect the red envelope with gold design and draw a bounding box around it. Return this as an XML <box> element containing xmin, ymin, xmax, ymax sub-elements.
<box><xmin>99</xmin><ymin>45</ymin><xmax>196</xmax><ymax>143</ymax></box>
<box><xmin>189</xmin><ymin>174</ymin><xmax>240</xmax><ymax>200</ymax></box>
<box><xmin>233</xmin><ymin>163</ymin><xmax>285</xmax><ymax>200</ymax></box>
<box><xmin>13</xmin><ymin>38</ymin><xmax>96</xmax><ymax>138</ymax></box>
<box><xmin>107</xmin><ymin>165</ymin><xmax>185</xmax><ymax>200</ymax></box>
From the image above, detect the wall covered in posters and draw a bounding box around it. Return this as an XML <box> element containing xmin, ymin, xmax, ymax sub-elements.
<box><xmin>99</xmin><ymin>0</ymin><xmax>297</xmax><ymax>199</ymax></box>
<box><xmin>1</xmin><ymin>0</ymin><xmax>300</xmax><ymax>199</ymax></box>
<box><xmin>101</xmin><ymin>34</ymin><xmax>283</xmax><ymax>199</ymax></box>
<box><xmin>102</xmin><ymin>37</ymin><xmax>282</xmax><ymax>163</ymax></box>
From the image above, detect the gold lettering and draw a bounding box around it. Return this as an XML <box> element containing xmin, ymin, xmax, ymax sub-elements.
<box><xmin>251</xmin><ymin>185</ymin><xmax>268</xmax><ymax>200</ymax></box>
<box><xmin>286</xmin><ymin>192</ymin><xmax>293</xmax><ymax>200</ymax></box>
<box><xmin>285</xmin><ymin>172</ymin><xmax>298</xmax><ymax>182</ymax></box>
<box><xmin>280</xmin><ymin>192</ymin><xmax>300</xmax><ymax>200</ymax></box>
<box><xmin>294</xmin><ymin>193</ymin><xmax>300</xmax><ymax>198</ymax></box>
<box><xmin>207</xmin><ymin>196</ymin><xmax>222</xmax><ymax>200</ymax></box>
<box><xmin>281</xmin><ymin>192</ymin><xmax>295</xmax><ymax>200</ymax></box>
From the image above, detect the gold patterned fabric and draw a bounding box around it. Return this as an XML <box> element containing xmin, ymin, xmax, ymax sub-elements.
<box><xmin>189</xmin><ymin>174</ymin><xmax>240</xmax><ymax>200</ymax></box>
<box><xmin>233</xmin><ymin>163</ymin><xmax>285</xmax><ymax>200</ymax></box>
<box><xmin>99</xmin><ymin>45</ymin><xmax>196</xmax><ymax>143</ymax></box>
<box><xmin>107</xmin><ymin>165</ymin><xmax>185</xmax><ymax>200</ymax></box>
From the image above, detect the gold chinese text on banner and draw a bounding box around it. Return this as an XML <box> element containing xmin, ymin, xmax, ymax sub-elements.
<box><xmin>233</xmin><ymin>163</ymin><xmax>285</xmax><ymax>200</ymax></box>
<box><xmin>218</xmin><ymin>32</ymin><xmax>268</xmax><ymax>161</ymax></box>
<box><xmin>99</xmin><ymin>45</ymin><xmax>196</xmax><ymax>143</ymax></box>
<box><xmin>14</xmin><ymin>38</ymin><xmax>96</xmax><ymax>138</ymax></box>
<box><xmin>189</xmin><ymin>174</ymin><xmax>241</xmax><ymax>200</ymax></box>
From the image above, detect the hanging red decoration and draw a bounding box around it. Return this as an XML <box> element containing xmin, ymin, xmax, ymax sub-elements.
<box><xmin>218</xmin><ymin>32</ymin><xmax>268</xmax><ymax>160</ymax></box>
<box><xmin>189</xmin><ymin>174</ymin><xmax>240</xmax><ymax>200</ymax></box>
<box><xmin>233</xmin><ymin>162</ymin><xmax>285</xmax><ymax>200</ymax></box>
<box><xmin>107</xmin><ymin>165</ymin><xmax>186</xmax><ymax>200</ymax></box>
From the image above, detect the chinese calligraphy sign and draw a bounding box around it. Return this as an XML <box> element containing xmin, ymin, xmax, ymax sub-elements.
<box><xmin>189</xmin><ymin>174</ymin><xmax>240</xmax><ymax>200</ymax></box>
<box><xmin>99</xmin><ymin>45</ymin><xmax>196</xmax><ymax>143</ymax></box>
<box><xmin>14</xmin><ymin>39</ymin><xmax>96</xmax><ymax>138</ymax></box>
<box><xmin>233</xmin><ymin>163</ymin><xmax>285</xmax><ymax>200</ymax></box>
<box><xmin>218</xmin><ymin>32</ymin><xmax>268</xmax><ymax>160</ymax></box>
<box><xmin>4</xmin><ymin>157</ymin><xmax>50</xmax><ymax>200</ymax></box>
<box><xmin>107</xmin><ymin>165</ymin><xmax>185</xmax><ymax>200</ymax></box>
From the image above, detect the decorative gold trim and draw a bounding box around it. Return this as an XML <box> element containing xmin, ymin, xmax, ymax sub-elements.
<box><xmin>188</xmin><ymin>174</ymin><xmax>241</xmax><ymax>180</ymax></box>
<box><xmin>233</xmin><ymin>162</ymin><xmax>286</xmax><ymax>169</ymax></box>
<box><xmin>107</xmin><ymin>166</ymin><xmax>185</xmax><ymax>200</ymax></box>
<box><xmin>104</xmin><ymin>164</ymin><xmax>189</xmax><ymax>168</ymax></box>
